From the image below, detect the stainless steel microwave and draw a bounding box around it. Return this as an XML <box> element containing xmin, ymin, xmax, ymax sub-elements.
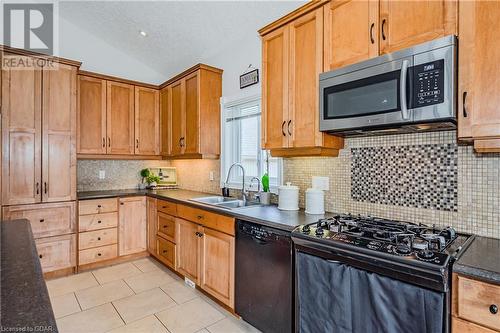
<box><xmin>319</xmin><ymin>35</ymin><xmax>457</xmax><ymax>136</ymax></box>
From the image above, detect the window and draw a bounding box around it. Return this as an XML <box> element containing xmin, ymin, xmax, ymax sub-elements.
<box><xmin>221</xmin><ymin>95</ymin><xmax>282</xmax><ymax>192</ymax></box>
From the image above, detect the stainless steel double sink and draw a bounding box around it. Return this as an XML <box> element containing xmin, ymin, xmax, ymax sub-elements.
<box><xmin>190</xmin><ymin>196</ymin><xmax>261</xmax><ymax>210</ymax></box>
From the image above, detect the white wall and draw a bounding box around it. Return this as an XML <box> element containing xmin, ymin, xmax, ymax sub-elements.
<box><xmin>59</xmin><ymin>17</ymin><xmax>164</xmax><ymax>84</ymax></box>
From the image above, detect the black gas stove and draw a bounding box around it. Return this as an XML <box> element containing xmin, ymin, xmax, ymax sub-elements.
<box><xmin>292</xmin><ymin>214</ymin><xmax>474</xmax><ymax>291</ymax></box>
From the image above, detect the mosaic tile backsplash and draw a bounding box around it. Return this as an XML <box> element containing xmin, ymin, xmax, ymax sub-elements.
<box><xmin>351</xmin><ymin>144</ymin><xmax>458</xmax><ymax>211</ymax></box>
<box><xmin>283</xmin><ymin>131</ymin><xmax>500</xmax><ymax>239</ymax></box>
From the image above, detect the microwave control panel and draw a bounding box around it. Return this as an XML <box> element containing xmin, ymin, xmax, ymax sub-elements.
<box><xmin>412</xmin><ymin>59</ymin><xmax>445</xmax><ymax>107</ymax></box>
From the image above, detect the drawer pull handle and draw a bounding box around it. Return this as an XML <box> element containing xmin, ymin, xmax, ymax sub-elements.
<box><xmin>97</xmin><ymin>237</ymin><xmax>101</xmax><ymax>241</ymax></box>
<box><xmin>490</xmin><ymin>304</ymin><xmax>498</xmax><ymax>314</ymax></box>
<box><xmin>120</xmin><ymin>202</ymin><xmax>124</xmax><ymax>205</ymax></box>
<box><xmin>197</xmin><ymin>215</ymin><xmax>203</xmax><ymax>219</ymax></box>
<box><xmin>39</xmin><ymin>219</ymin><xmax>45</xmax><ymax>223</ymax></box>
<box><xmin>162</xmin><ymin>206</ymin><xmax>168</xmax><ymax>209</ymax></box>
<box><xmin>98</xmin><ymin>220</ymin><xmax>102</xmax><ymax>224</ymax></box>
<box><xmin>163</xmin><ymin>250</ymin><xmax>168</xmax><ymax>254</ymax></box>
<box><xmin>39</xmin><ymin>254</ymin><xmax>43</xmax><ymax>259</ymax></box>
<box><xmin>97</xmin><ymin>253</ymin><xmax>102</xmax><ymax>257</ymax></box>
<box><xmin>163</xmin><ymin>225</ymin><xmax>168</xmax><ymax>228</ymax></box>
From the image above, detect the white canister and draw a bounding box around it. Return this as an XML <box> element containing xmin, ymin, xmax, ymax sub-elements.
<box><xmin>305</xmin><ymin>188</ymin><xmax>325</xmax><ymax>215</ymax></box>
<box><xmin>278</xmin><ymin>182</ymin><xmax>299</xmax><ymax>211</ymax></box>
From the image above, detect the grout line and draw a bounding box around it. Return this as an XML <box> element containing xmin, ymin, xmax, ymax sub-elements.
<box><xmin>73</xmin><ymin>291</ymin><xmax>83</xmax><ymax>312</ymax></box>
<box><xmin>110</xmin><ymin>301</ymin><xmax>127</xmax><ymax>326</ymax></box>
<box><xmin>121</xmin><ymin>277</ymin><xmax>138</xmax><ymax>294</ymax></box>
<box><xmin>154</xmin><ymin>313</ymin><xmax>172</xmax><ymax>333</ymax></box>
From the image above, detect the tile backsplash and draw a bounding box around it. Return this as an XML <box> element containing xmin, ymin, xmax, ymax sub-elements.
<box><xmin>284</xmin><ymin>131</ymin><xmax>500</xmax><ymax>239</ymax></box>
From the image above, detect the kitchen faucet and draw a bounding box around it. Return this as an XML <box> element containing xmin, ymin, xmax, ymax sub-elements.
<box><xmin>225</xmin><ymin>163</ymin><xmax>248</xmax><ymax>204</ymax></box>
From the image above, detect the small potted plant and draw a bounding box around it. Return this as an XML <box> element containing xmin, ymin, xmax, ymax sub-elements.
<box><xmin>139</xmin><ymin>168</ymin><xmax>150</xmax><ymax>189</ymax></box>
<box><xmin>146</xmin><ymin>174</ymin><xmax>161</xmax><ymax>188</ymax></box>
<box><xmin>260</xmin><ymin>152</ymin><xmax>271</xmax><ymax>205</ymax></box>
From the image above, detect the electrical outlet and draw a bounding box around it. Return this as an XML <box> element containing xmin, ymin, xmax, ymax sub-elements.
<box><xmin>184</xmin><ymin>277</ymin><xmax>196</xmax><ymax>289</ymax></box>
<box><xmin>209</xmin><ymin>171</ymin><xmax>215</xmax><ymax>181</ymax></box>
<box><xmin>99</xmin><ymin>170</ymin><xmax>105</xmax><ymax>180</ymax></box>
<box><xmin>312</xmin><ymin>176</ymin><xmax>329</xmax><ymax>191</ymax></box>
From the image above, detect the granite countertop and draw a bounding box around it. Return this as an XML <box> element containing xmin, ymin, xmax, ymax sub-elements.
<box><xmin>1</xmin><ymin>219</ymin><xmax>58</xmax><ymax>331</ymax></box>
<box><xmin>78</xmin><ymin>189</ymin><xmax>332</xmax><ymax>231</ymax></box>
<box><xmin>454</xmin><ymin>236</ymin><xmax>500</xmax><ymax>285</ymax></box>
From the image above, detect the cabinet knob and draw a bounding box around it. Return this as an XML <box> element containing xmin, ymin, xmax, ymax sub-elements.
<box><xmin>120</xmin><ymin>202</ymin><xmax>124</xmax><ymax>205</ymax></box>
<box><xmin>97</xmin><ymin>220</ymin><xmax>102</xmax><ymax>224</ymax></box>
<box><xmin>163</xmin><ymin>250</ymin><xmax>168</xmax><ymax>254</ymax></box>
<box><xmin>39</xmin><ymin>254</ymin><xmax>43</xmax><ymax>259</ymax></box>
<box><xmin>97</xmin><ymin>205</ymin><xmax>102</xmax><ymax>208</ymax></box>
<box><xmin>97</xmin><ymin>237</ymin><xmax>101</xmax><ymax>241</ymax></box>
<box><xmin>39</xmin><ymin>219</ymin><xmax>45</xmax><ymax>223</ymax></box>
<box><xmin>163</xmin><ymin>225</ymin><xmax>168</xmax><ymax>228</ymax></box>
<box><xmin>97</xmin><ymin>253</ymin><xmax>102</xmax><ymax>257</ymax></box>
<box><xmin>490</xmin><ymin>304</ymin><xmax>498</xmax><ymax>314</ymax></box>
<box><xmin>197</xmin><ymin>215</ymin><xmax>203</xmax><ymax>220</ymax></box>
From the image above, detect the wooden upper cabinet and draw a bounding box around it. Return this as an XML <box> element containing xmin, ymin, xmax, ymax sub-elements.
<box><xmin>77</xmin><ymin>76</ymin><xmax>106</xmax><ymax>154</ymax></box>
<box><xmin>379</xmin><ymin>0</ymin><xmax>457</xmax><ymax>54</ymax></box>
<box><xmin>118</xmin><ymin>196</ymin><xmax>147</xmax><ymax>256</ymax></box>
<box><xmin>134</xmin><ymin>86</ymin><xmax>159</xmax><ymax>155</ymax></box>
<box><xmin>161</xmin><ymin>64</ymin><xmax>222</xmax><ymax>158</ymax></box>
<box><xmin>1</xmin><ymin>56</ymin><xmax>42</xmax><ymax>205</ymax></box>
<box><xmin>458</xmin><ymin>0</ymin><xmax>500</xmax><ymax>153</ymax></box>
<box><xmin>262</xmin><ymin>25</ymin><xmax>289</xmax><ymax>150</ymax></box>
<box><xmin>160</xmin><ymin>87</ymin><xmax>171</xmax><ymax>156</ymax></box>
<box><xmin>324</xmin><ymin>0</ymin><xmax>378</xmax><ymax>71</ymax></box>
<box><xmin>170</xmin><ymin>81</ymin><xmax>184</xmax><ymax>156</ymax></box>
<box><xmin>175</xmin><ymin>218</ymin><xmax>202</xmax><ymax>284</ymax></box>
<box><xmin>184</xmin><ymin>72</ymin><xmax>199</xmax><ymax>155</ymax></box>
<box><xmin>106</xmin><ymin>81</ymin><xmax>134</xmax><ymax>155</ymax></box>
<box><xmin>42</xmin><ymin>64</ymin><xmax>77</xmax><ymax>202</ymax></box>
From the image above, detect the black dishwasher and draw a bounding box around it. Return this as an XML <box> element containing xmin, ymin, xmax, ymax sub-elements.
<box><xmin>235</xmin><ymin>220</ymin><xmax>293</xmax><ymax>333</ymax></box>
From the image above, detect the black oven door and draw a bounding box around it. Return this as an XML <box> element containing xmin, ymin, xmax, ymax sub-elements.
<box><xmin>319</xmin><ymin>57</ymin><xmax>413</xmax><ymax>133</ymax></box>
<box><xmin>296</xmin><ymin>251</ymin><xmax>446</xmax><ymax>333</ymax></box>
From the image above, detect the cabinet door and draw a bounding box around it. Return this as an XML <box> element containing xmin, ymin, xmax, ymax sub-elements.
<box><xmin>146</xmin><ymin>197</ymin><xmax>157</xmax><ymax>255</ymax></box>
<box><xmin>42</xmin><ymin>64</ymin><xmax>77</xmax><ymax>202</ymax></box>
<box><xmin>170</xmin><ymin>81</ymin><xmax>184</xmax><ymax>156</ymax></box>
<box><xmin>262</xmin><ymin>25</ymin><xmax>289</xmax><ymax>149</ymax></box>
<box><xmin>135</xmin><ymin>86</ymin><xmax>159</xmax><ymax>155</ymax></box>
<box><xmin>200</xmin><ymin>227</ymin><xmax>235</xmax><ymax>308</ymax></box>
<box><xmin>184</xmin><ymin>72</ymin><xmax>199</xmax><ymax>155</ymax></box>
<box><xmin>160</xmin><ymin>87</ymin><xmax>171</xmax><ymax>156</ymax></box>
<box><xmin>77</xmin><ymin>76</ymin><xmax>106</xmax><ymax>154</ymax></box>
<box><xmin>1</xmin><ymin>55</ymin><xmax>42</xmax><ymax>205</ymax></box>
<box><xmin>106</xmin><ymin>81</ymin><xmax>134</xmax><ymax>155</ymax></box>
<box><xmin>289</xmin><ymin>8</ymin><xmax>323</xmax><ymax>148</ymax></box>
<box><xmin>458</xmin><ymin>0</ymin><xmax>500</xmax><ymax>151</ymax></box>
<box><xmin>36</xmin><ymin>234</ymin><xmax>76</xmax><ymax>273</ymax></box>
<box><xmin>118</xmin><ymin>197</ymin><xmax>147</xmax><ymax>256</ymax></box>
<box><xmin>379</xmin><ymin>0</ymin><xmax>457</xmax><ymax>54</ymax></box>
<box><xmin>324</xmin><ymin>0</ymin><xmax>378</xmax><ymax>71</ymax></box>
<box><xmin>175</xmin><ymin>218</ymin><xmax>201</xmax><ymax>284</ymax></box>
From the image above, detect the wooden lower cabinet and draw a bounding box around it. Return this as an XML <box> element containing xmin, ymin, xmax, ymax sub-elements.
<box><xmin>175</xmin><ymin>218</ymin><xmax>202</xmax><ymax>284</ymax></box>
<box><xmin>147</xmin><ymin>197</ymin><xmax>158</xmax><ymax>254</ymax></box>
<box><xmin>36</xmin><ymin>234</ymin><xmax>76</xmax><ymax>273</ymax></box>
<box><xmin>119</xmin><ymin>196</ymin><xmax>147</xmax><ymax>256</ymax></box>
<box><xmin>157</xmin><ymin>236</ymin><xmax>176</xmax><ymax>269</ymax></box>
<box><xmin>200</xmin><ymin>228</ymin><xmax>235</xmax><ymax>308</ymax></box>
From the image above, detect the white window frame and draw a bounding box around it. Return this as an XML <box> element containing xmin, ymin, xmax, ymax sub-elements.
<box><xmin>220</xmin><ymin>93</ymin><xmax>282</xmax><ymax>193</ymax></box>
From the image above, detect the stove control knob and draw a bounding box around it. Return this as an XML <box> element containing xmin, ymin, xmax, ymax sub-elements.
<box><xmin>302</xmin><ymin>225</ymin><xmax>311</xmax><ymax>234</ymax></box>
<box><xmin>315</xmin><ymin>227</ymin><xmax>324</xmax><ymax>236</ymax></box>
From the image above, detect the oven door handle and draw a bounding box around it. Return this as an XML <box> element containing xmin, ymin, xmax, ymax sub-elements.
<box><xmin>327</xmin><ymin>259</ymin><xmax>342</xmax><ymax>264</ymax></box>
<box><xmin>400</xmin><ymin>59</ymin><xmax>410</xmax><ymax>120</ymax></box>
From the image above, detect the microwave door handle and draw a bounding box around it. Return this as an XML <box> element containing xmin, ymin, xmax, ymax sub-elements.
<box><xmin>400</xmin><ymin>59</ymin><xmax>410</xmax><ymax>120</ymax></box>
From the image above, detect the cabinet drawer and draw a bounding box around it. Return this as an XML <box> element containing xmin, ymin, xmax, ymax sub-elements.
<box><xmin>79</xmin><ymin>228</ymin><xmax>117</xmax><ymax>250</ymax></box>
<box><xmin>157</xmin><ymin>236</ymin><xmax>175</xmax><ymax>269</ymax></box>
<box><xmin>79</xmin><ymin>198</ymin><xmax>118</xmax><ymax>215</ymax></box>
<box><xmin>177</xmin><ymin>204</ymin><xmax>235</xmax><ymax>236</ymax></box>
<box><xmin>452</xmin><ymin>316</ymin><xmax>497</xmax><ymax>333</ymax></box>
<box><xmin>36</xmin><ymin>234</ymin><xmax>76</xmax><ymax>273</ymax></box>
<box><xmin>3</xmin><ymin>202</ymin><xmax>76</xmax><ymax>238</ymax></box>
<box><xmin>157</xmin><ymin>200</ymin><xmax>177</xmax><ymax>216</ymax></box>
<box><xmin>158</xmin><ymin>212</ymin><xmax>176</xmax><ymax>242</ymax></box>
<box><xmin>79</xmin><ymin>212</ymin><xmax>118</xmax><ymax>232</ymax></box>
<box><xmin>79</xmin><ymin>244</ymin><xmax>117</xmax><ymax>265</ymax></box>
<box><xmin>457</xmin><ymin>275</ymin><xmax>500</xmax><ymax>331</ymax></box>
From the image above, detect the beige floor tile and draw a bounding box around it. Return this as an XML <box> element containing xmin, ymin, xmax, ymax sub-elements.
<box><xmin>46</xmin><ymin>272</ymin><xmax>99</xmax><ymax>297</ymax></box>
<box><xmin>50</xmin><ymin>292</ymin><xmax>81</xmax><ymax>319</ymax></box>
<box><xmin>132</xmin><ymin>257</ymin><xmax>163</xmax><ymax>272</ymax></box>
<box><xmin>92</xmin><ymin>263</ymin><xmax>142</xmax><ymax>285</ymax></box>
<box><xmin>207</xmin><ymin>318</ymin><xmax>261</xmax><ymax>333</ymax></box>
<box><xmin>56</xmin><ymin>303</ymin><xmax>124</xmax><ymax>333</ymax></box>
<box><xmin>196</xmin><ymin>330</ymin><xmax>210</xmax><ymax>333</ymax></box>
<box><xmin>156</xmin><ymin>298</ymin><xmax>225</xmax><ymax>333</ymax></box>
<box><xmin>75</xmin><ymin>279</ymin><xmax>134</xmax><ymax>310</ymax></box>
<box><xmin>107</xmin><ymin>315</ymin><xmax>168</xmax><ymax>333</ymax></box>
<box><xmin>160</xmin><ymin>280</ymin><xmax>200</xmax><ymax>304</ymax></box>
<box><xmin>124</xmin><ymin>270</ymin><xmax>177</xmax><ymax>293</ymax></box>
<box><xmin>112</xmin><ymin>288</ymin><xmax>176</xmax><ymax>323</ymax></box>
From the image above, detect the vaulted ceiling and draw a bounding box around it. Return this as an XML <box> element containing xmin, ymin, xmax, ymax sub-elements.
<box><xmin>59</xmin><ymin>1</ymin><xmax>304</xmax><ymax>82</ymax></box>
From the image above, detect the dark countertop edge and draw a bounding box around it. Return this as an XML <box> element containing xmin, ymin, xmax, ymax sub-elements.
<box><xmin>1</xmin><ymin>219</ymin><xmax>58</xmax><ymax>331</ymax></box>
<box><xmin>453</xmin><ymin>263</ymin><xmax>500</xmax><ymax>285</ymax></box>
<box><xmin>78</xmin><ymin>190</ymin><xmax>306</xmax><ymax>232</ymax></box>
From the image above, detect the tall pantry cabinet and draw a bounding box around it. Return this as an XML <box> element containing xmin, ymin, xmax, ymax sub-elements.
<box><xmin>1</xmin><ymin>53</ymin><xmax>79</xmax><ymax>275</ymax></box>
